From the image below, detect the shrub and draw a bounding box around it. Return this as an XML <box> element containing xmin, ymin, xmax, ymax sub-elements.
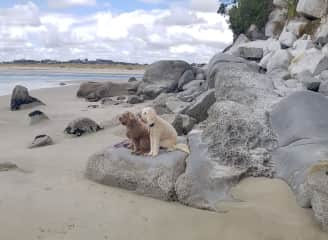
<box><xmin>227</xmin><ymin>0</ymin><xmax>273</xmax><ymax>37</ymax></box>
<box><xmin>287</xmin><ymin>0</ymin><xmax>298</xmax><ymax>19</ymax></box>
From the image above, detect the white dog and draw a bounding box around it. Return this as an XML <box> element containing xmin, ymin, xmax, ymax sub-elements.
<box><xmin>141</xmin><ymin>107</ymin><xmax>189</xmax><ymax>157</ymax></box>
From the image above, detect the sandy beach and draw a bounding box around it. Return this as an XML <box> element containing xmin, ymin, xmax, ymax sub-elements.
<box><xmin>0</xmin><ymin>85</ymin><xmax>327</xmax><ymax>240</ymax></box>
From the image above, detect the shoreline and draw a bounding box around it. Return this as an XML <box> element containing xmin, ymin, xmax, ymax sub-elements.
<box><xmin>0</xmin><ymin>64</ymin><xmax>146</xmax><ymax>74</ymax></box>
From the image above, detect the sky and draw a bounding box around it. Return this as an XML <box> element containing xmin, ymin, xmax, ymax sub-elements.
<box><xmin>0</xmin><ymin>0</ymin><xmax>233</xmax><ymax>63</ymax></box>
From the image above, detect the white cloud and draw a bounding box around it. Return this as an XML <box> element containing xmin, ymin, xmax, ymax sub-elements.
<box><xmin>138</xmin><ymin>0</ymin><xmax>163</xmax><ymax>4</ymax></box>
<box><xmin>190</xmin><ymin>0</ymin><xmax>218</xmax><ymax>12</ymax></box>
<box><xmin>48</xmin><ymin>0</ymin><xmax>96</xmax><ymax>8</ymax></box>
<box><xmin>0</xmin><ymin>2</ymin><xmax>233</xmax><ymax>64</ymax></box>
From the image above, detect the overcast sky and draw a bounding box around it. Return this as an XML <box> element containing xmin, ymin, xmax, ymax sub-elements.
<box><xmin>0</xmin><ymin>0</ymin><xmax>233</xmax><ymax>63</ymax></box>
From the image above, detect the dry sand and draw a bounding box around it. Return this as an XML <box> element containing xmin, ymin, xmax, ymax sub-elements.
<box><xmin>0</xmin><ymin>85</ymin><xmax>327</xmax><ymax>240</ymax></box>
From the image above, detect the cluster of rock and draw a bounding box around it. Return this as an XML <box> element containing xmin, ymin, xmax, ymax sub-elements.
<box><xmin>85</xmin><ymin>1</ymin><xmax>328</xmax><ymax>231</ymax></box>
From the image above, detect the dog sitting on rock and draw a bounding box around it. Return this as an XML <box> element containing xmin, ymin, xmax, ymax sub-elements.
<box><xmin>141</xmin><ymin>107</ymin><xmax>190</xmax><ymax>157</ymax></box>
<box><xmin>119</xmin><ymin>111</ymin><xmax>150</xmax><ymax>155</ymax></box>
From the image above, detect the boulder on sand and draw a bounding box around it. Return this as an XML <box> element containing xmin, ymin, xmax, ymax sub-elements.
<box><xmin>65</xmin><ymin>117</ymin><xmax>103</xmax><ymax>137</ymax></box>
<box><xmin>29</xmin><ymin>134</ymin><xmax>53</xmax><ymax>149</ymax></box>
<box><xmin>77</xmin><ymin>81</ymin><xmax>138</xmax><ymax>102</ymax></box>
<box><xmin>86</xmin><ymin>145</ymin><xmax>188</xmax><ymax>201</ymax></box>
<box><xmin>141</xmin><ymin>60</ymin><xmax>192</xmax><ymax>93</ymax></box>
<box><xmin>28</xmin><ymin>110</ymin><xmax>49</xmax><ymax>125</ymax></box>
<box><xmin>271</xmin><ymin>91</ymin><xmax>328</xmax><ymax>231</ymax></box>
<box><xmin>10</xmin><ymin>85</ymin><xmax>44</xmax><ymax>111</ymax></box>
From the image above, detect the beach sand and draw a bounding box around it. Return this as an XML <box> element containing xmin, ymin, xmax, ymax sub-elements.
<box><xmin>0</xmin><ymin>85</ymin><xmax>327</xmax><ymax>240</ymax></box>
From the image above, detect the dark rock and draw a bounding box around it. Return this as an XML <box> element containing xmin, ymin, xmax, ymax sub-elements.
<box><xmin>65</xmin><ymin>118</ymin><xmax>103</xmax><ymax>137</ymax></box>
<box><xmin>29</xmin><ymin>134</ymin><xmax>53</xmax><ymax>148</ymax></box>
<box><xmin>137</xmin><ymin>83</ymin><xmax>168</xmax><ymax>100</ymax></box>
<box><xmin>128</xmin><ymin>77</ymin><xmax>137</xmax><ymax>82</ymax></box>
<box><xmin>10</xmin><ymin>85</ymin><xmax>44</xmax><ymax>111</ymax></box>
<box><xmin>306</xmin><ymin>82</ymin><xmax>321</xmax><ymax>92</ymax></box>
<box><xmin>28</xmin><ymin>110</ymin><xmax>49</xmax><ymax>125</ymax></box>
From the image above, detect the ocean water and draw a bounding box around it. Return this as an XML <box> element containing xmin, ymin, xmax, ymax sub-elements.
<box><xmin>0</xmin><ymin>69</ymin><xmax>143</xmax><ymax>96</ymax></box>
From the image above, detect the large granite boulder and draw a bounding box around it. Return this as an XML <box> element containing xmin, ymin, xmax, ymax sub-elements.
<box><xmin>271</xmin><ymin>91</ymin><xmax>328</xmax><ymax>231</ymax></box>
<box><xmin>267</xmin><ymin>49</ymin><xmax>293</xmax><ymax>72</ymax></box>
<box><xmin>297</xmin><ymin>0</ymin><xmax>327</xmax><ymax>19</ymax></box>
<box><xmin>86</xmin><ymin>146</ymin><xmax>188</xmax><ymax>201</ymax></box>
<box><xmin>175</xmin><ymin>54</ymin><xmax>280</xmax><ymax>210</ymax></box>
<box><xmin>10</xmin><ymin>85</ymin><xmax>44</xmax><ymax>111</ymax></box>
<box><xmin>175</xmin><ymin>130</ymin><xmax>245</xmax><ymax>210</ymax></box>
<box><xmin>273</xmin><ymin>0</ymin><xmax>288</xmax><ymax>8</ymax></box>
<box><xmin>289</xmin><ymin>49</ymin><xmax>328</xmax><ymax>76</ymax></box>
<box><xmin>77</xmin><ymin>81</ymin><xmax>138</xmax><ymax>102</ymax></box>
<box><xmin>206</xmin><ymin>53</ymin><xmax>259</xmax><ymax>89</ymax></box>
<box><xmin>142</xmin><ymin>60</ymin><xmax>192</xmax><ymax>93</ymax></box>
<box><xmin>137</xmin><ymin>83</ymin><xmax>168</xmax><ymax>100</ymax></box>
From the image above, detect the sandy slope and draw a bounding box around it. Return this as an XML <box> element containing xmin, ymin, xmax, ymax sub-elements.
<box><xmin>0</xmin><ymin>85</ymin><xmax>327</xmax><ymax>240</ymax></box>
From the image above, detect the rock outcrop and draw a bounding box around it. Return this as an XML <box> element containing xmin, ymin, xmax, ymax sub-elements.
<box><xmin>10</xmin><ymin>85</ymin><xmax>44</xmax><ymax>111</ymax></box>
<box><xmin>86</xmin><ymin>145</ymin><xmax>188</xmax><ymax>201</ymax></box>
<box><xmin>271</xmin><ymin>91</ymin><xmax>328</xmax><ymax>231</ymax></box>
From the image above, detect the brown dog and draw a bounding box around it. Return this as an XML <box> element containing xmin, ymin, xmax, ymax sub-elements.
<box><xmin>119</xmin><ymin>111</ymin><xmax>150</xmax><ymax>155</ymax></box>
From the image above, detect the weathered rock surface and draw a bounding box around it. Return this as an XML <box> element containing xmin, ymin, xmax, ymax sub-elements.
<box><xmin>267</xmin><ymin>49</ymin><xmax>292</xmax><ymax>72</ymax></box>
<box><xmin>289</xmin><ymin>49</ymin><xmax>328</xmax><ymax>76</ymax></box>
<box><xmin>279</xmin><ymin>27</ymin><xmax>297</xmax><ymax>48</ymax></box>
<box><xmin>206</xmin><ymin>53</ymin><xmax>259</xmax><ymax>89</ymax></box>
<box><xmin>127</xmin><ymin>95</ymin><xmax>144</xmax><ymax>104</ymax></box>
<box><xmin>86</xmin><ymin>146</ymin><xmax>188</xmax><ymax>201</ymax></box>
<box><xmin>297</xmin><ymin>0</ymin><xmax>327</xmax><ymax>19</ymax></box>
<box><xmin>184</xmin><ymin>90</ymin><xmax>216</xmax><ymax>123</ymax></box>
<box><xmin>29</xmin><ymin>135</ymin><xmax>53</xmax><ymax>148</ymax></box>
<box><xmin>152</xmin><ymin>94</ymin><xmax>191</xmax><ymax>115</ymax></box>
<box><xmin>28</xmin><ymin>110</ymin><xmax>49</xmax><ymax>125</ymax></box>
<box><xmin>77</xmin><ymin>81</ymin><xmax>137</xmax><ymax>102</ymax></box>
<box><xmin>319</xmin><ymin>79</ymin><xmax>328</xmax><ymax>95</ymax></box>
<box><xmin>10</xmin><ymin>85</ymin><xmax>44</xmax><ymax>111</ymax></box>
<box><xmin>271</xmin><ymin>91</ymin><xmax>328</xmax><ymax>231</ymax></box>
<box><xmin>65</xmin><ymin>118</ymin><xmax>102</xmax><ymax>137</ymax></box>
<box><xmin>177</xmin><ymin>69</ymin><xmax>194</xmax><ymax>90</ymax></box>
<box><xmin>162</xmin><ymin>114</ymin><xmax>196</xmax><ymax>136</ymax></box>
<box><xmin>175</xmin><ymin>130</ymin><xmax>245</xmax><ymax>210</ymax></box>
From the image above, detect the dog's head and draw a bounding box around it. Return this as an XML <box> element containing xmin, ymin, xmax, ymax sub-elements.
<box><xmin>141</xmin><ymin>107</ymin><xmax>157</xmax><ymax>127</ymax></box>
<box><xmin>119</xmin><ymin>111</ymin><xmax>136</xmax><ymax>127</ymax></box>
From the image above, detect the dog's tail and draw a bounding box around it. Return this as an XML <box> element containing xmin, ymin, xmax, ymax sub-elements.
<box><xmin>174</xmin><ymin>143</ymin><xmax>190</xmax><ymax>154</ymax></box>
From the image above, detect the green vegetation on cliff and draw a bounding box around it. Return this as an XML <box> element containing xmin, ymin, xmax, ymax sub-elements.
<box><xmin>228</xmin><ymin>0</ymin><xmax>273</xmax><ymax>36</ymax></box>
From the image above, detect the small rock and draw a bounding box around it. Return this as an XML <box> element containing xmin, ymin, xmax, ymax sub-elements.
<box><xmin>65</xmin><ymin>118</ymin><xmax>103</xmax><ymax>137</ymax></box>
<box><xmin>127</xmin><ymin>95</ymin><xmax>144</xmax><ymax>104</ymax></box>
<box><xmin>306</xmin><ymin>82</ymin><xmax>321</xmax><ymax>92</ymax></box>
<box><xmin>0</xmin><ymin>162</ymin><xmax>18</xmax><ymax>172</ymax></box>
<box><xmin>128</xmin><ymin>77</ymin><xmax>137</xmax><ymax>82</ymax></box>
<box><xmin>28</xmin><ymin>110</ymin><xmax>49</xmax><ymax>125</ymax></box>
<box><xmin>59</xmin><ymin>82</ymin><xmax>66</xmax><ymax>86</ymax></box>
<box><xmin>29</xmin><ymin>135</ymin><xmax>53</xmax><ymax>148</ymax></box>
